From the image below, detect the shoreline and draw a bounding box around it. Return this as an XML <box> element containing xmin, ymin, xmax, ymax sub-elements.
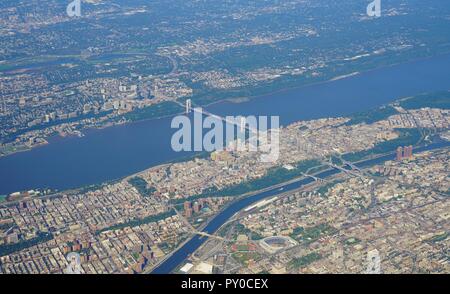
<box><xmin>197</xmin><ymin>51</ymin><xmax>450</xmax><ymax>109</ymax></box>
<box><xmin>2</xmin><ymin>51</ymin><xmax>449</xmax><ymax>160</ymax></box>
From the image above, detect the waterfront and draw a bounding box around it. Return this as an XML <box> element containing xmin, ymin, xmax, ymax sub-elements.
<box><xmin>151</xmin><ymin>140</ymin><xmax>450</xmax><ymax>274</ymax></box>
<box><xmin>0</xmin><ymin>54</ymin><xmax>449</xmax><ymax>195</ymax></box>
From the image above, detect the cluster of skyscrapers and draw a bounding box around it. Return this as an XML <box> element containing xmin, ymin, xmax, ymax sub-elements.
<box><xmin>184</xmin><ymin>200</ymin><xmax>203</xmax><ymax>218</ymax></box>
<box><xmin>396</xmin><ymin>145</ymin><xmax>414</xmax><ymax>161</ymax></box>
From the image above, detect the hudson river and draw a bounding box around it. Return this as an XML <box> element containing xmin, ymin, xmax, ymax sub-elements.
<box><xmin>0</xmin><ymin>54</ymin><xmax>449</xmax><ymax>195</ymax></box>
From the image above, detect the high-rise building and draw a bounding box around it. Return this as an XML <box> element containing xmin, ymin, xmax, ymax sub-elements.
<box><xmin>403</xmin><ymin>146</ymin><xmax>409</xmax><ymax>159</ymax></box>
<box><xmin>183</xmin><ymin>201</ymin><xmax>191</xmax><ymax>211</ymax></box>
<box><xmin>396</xmin><ymin>146</ymin><xmax>403</xmax><ymax>161</ymax></box>
<box><xmin>185</xmin><ymin>207</ymin><xmax>192</xmax><ymax>218</ymax></box>
<box><xmin>404</xmin><ymin>145</ymin><xmax>413</xmax><ymax>159</ymax></box>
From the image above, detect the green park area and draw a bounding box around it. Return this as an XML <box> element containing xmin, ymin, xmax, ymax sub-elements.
<box><xmin>95</xmin><ymin>210</ymin><xmax>176</xmax><ymax>235</ymax></box>
<box><xmin>399</xmin><ymin>91</ymin><xmax>450</xmax><ymax>110</ymax></box>
<box><xmin>288</xmin><ymin>252</ymin><xmax>322</xmax><ymax>269</ymax></box>
<box><xmin>170</xmin><ymin>159</ymin><xmax>323</xmax><ymax>205</ymax></box>
<box><xmin>128</xmin><ymin>176</ymin><xmax>156</xmax><ymax>197</ymax></box>
<box><xmin>117</xmin><ymin>101</ymin><xmax>183</xmax><ymax>122</ymax></box>
<box><xmin>342</xmin><ymin>128</ymin><xmax>422</xmax><ymax>162</ymax></box>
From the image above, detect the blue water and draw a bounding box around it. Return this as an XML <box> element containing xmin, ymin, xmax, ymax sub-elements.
<box><xmin>0</xmin><ymin>54</ymin><xmax>449</xmax><ymax>194</ymax></box>
<box><xmin>151</xmin><ymin>140</ymin><xmax>450</xmax><ymax>274</ymax></box>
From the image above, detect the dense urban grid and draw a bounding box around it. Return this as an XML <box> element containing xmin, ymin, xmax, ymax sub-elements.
<box><xmin>1</xmin><ymin>92</ymin><xmax>449</xmax><ymax>273</ymax></box>
<box><xmin>0</xmin><ymin>0</ymin><xmax>449</xmax><ymax>274</ymax></box>
<box><xmin>1</xmin><ymin>0</ymin><xmax>450</xmax><ymax>156</ymax></box>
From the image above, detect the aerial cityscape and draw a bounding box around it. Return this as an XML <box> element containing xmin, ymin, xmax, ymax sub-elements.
<box><xmin>0</xmin><ymin>0</ymin><xmax>449</xmax><ymax>276</ymax></box>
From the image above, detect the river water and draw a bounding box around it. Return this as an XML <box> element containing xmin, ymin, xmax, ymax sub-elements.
<box><xmin>0</xmin><ymin>54</ymin><xmax>449</xmax><ymax>195</ymax></box>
